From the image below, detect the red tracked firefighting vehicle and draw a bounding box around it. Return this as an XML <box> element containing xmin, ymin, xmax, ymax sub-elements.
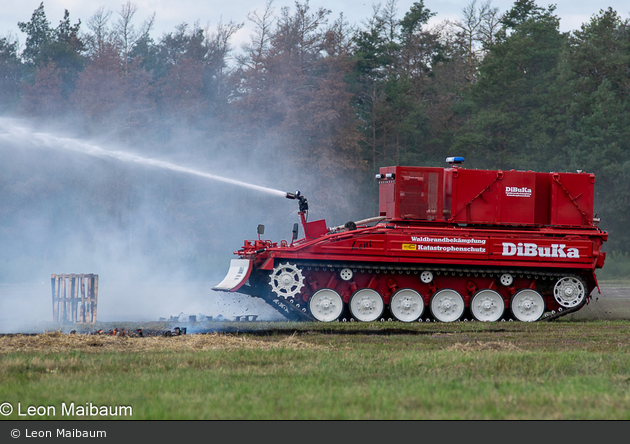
<box><xmin>213</xmin><ymin>158</ymin><xmax>608</xmax><ymax>322</ymax></box>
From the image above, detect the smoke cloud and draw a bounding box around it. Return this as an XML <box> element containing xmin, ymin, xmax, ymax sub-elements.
<box><xmin>0</xmin><ymin>115</ymin><xmax>368</xmax><ymax>332</ymax></box>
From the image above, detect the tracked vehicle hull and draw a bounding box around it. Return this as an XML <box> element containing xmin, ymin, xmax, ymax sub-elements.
<box><xmin>214</xmin><ymin>160</ymin><xmax>608</xmax><ymax>323</ymax></box>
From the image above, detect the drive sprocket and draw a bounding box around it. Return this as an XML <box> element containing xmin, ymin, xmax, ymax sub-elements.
<box><xmin>269</xmin><ymin>263</ymin><xmax>305</xmax><ymax>299</ymax></box>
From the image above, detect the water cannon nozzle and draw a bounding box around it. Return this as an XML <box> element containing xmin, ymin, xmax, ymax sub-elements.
<box><xmin>286</xmin><ymin>190</ymin><xmax>308</xmax><ymax>212</ymax></box>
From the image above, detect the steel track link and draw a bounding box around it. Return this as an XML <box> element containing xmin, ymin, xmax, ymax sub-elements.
<box><xmin>236</xmin><ymin>279</ymin><xmax>315</xmax><ymax>322</ymax></box>
<box><xmin>291</xmin><ymin>260</ymin><xmax>591</xmax><ymax>322</ymax></box>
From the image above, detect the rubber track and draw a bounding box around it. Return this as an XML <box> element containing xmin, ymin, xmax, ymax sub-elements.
<box><xmin>289</xmin><ymin>260</ymin><xmax>591</xmax><ymax>323</ymax></box>
<box><xmin>235</xmin><ymin>281</ymin><xmax>316</xmax><ymax>322</ymax></box>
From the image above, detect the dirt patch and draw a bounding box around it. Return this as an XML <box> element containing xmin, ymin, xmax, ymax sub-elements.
<box><xmin>0</xmin><ymin>331</ymin><xmax>328</xmax><ymax>354</ymax></box>
<box><xmin>445</xmin><ymin>341</ymin><xmax>521</xmax><ymax>352</ymax></box>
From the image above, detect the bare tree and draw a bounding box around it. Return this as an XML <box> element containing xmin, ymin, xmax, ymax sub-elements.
<box><xmin>272</xmin><ymin>1</ymin><xmax>331</xmax><ymax>67</ymax></box>
<box><xmin>449</xmin><ymin>0</ymin><xmax>498</xmax><ymax>82</ymax></box>
<box><xmin>205</xmin><ymin>20</ymin><xmax>244</xmax><ymax>70</ymax></box>
<box><xmin>240</xmin><ymin>0</ymin><xmax>276</xmax><ymax>72</ymax></box>
<box><xmin>322</xmin><ymin>13</ymin><xmax>355</xmax><ymax>57</ymax></box>
<box><xmin>85</xmin><ymin>6</ymin><xmax>113</xmax><ymax>58</ymax></box>
<box><xmin>114</xmin><ymin>1</ymin><xmax>155</xmax><ymax>74</ymax></box>
<box><xmin>204</xmin><ymin>19</ymin><xmax>244</xmax><ymax>107</ymax></box>
<box><xmin>381</xmin><ymin>0</ymin><xmax>399</xmax><ymax>44</ymax></box>
<box><xmin>478</xmin><ymin>1</ymin><xmax>501</xmax><ymax>49</ymax></box>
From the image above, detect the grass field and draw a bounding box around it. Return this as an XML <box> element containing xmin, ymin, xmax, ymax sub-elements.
<box><xmin>2</xmin><ymin>318</ymin><xmax>630</xmax><ymax>420</ymax></box>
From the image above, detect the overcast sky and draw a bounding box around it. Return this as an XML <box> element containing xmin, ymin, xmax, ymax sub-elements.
<box><xmin>3</xmin><ymin>0</ymin><xmax>629</xmax><ymax>52</ymax></box>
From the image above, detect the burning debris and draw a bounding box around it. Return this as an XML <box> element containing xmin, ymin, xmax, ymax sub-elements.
<box><xmin>42</xmin><ymin>312</ymin><xmax>265</xmax><ymax>340</ymax></box>
<box><xmin>92</xmin><ymin>328</ymin><xmax>144</xmax><ymax>337</ymax></box>
<box><xmin>159</xmin><ymin>313</ymin><xmax>213</xmax><ymax>322</ymax></box>
<box><xmin>234</xmin><ymin>315</ymin><xmax>258</xmax><ymax>322</ymax></box>
<box><xmin>163</xmin><ymin>327</ymin><xmax>186</xmax><ymax>337</ymax></box>
<box><xmin>157</xmin><ymin>312</ymin><xmax>260</xmax><ymax>322</ymax></box>
<box><xmin>83</xmin><ymin>327</ymin><xmax>189</xmax><ymax>337</ymax></box>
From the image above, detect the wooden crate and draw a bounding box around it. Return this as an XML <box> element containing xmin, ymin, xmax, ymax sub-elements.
<box><xmin>51</xmin><ymin>274</ymin><xmax>98</xmax><ymax>324</ymax></box>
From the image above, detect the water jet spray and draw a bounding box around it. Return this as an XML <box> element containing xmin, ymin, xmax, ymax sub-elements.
<box><xmin>0</xmin><ymin>118</ymin><xmax>288</xmax><ymax>198</ymax></box>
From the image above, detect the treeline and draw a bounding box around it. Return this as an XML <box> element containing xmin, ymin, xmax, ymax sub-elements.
<box><xmin>1</xmin><ymin>0</ymin><xmax>629</xmax><ymax>255</ymax></box>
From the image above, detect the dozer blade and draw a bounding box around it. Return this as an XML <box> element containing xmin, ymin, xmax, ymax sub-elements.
<box><xmin>212</xmin><ymin>259</ymin><xmax>253</xmax><ymax>292</ymax></box>
<box><xmin>213</xmin><ymin>259</ymin><xmax>315</xmax><ymax>321</ymax></box>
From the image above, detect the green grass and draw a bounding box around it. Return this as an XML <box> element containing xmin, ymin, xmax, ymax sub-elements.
<box><xmin>2</xmin><ymin>320</ymin><xmax>630</xmax><ymax>420</ymax></box>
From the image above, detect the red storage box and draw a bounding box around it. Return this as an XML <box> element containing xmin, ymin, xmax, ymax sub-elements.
<box><xmin>378</xmin><ymin>165</ymin><xmax>595</xmax><ymax>227</ymax></box>
<box><xmin>378</xmin><ymin>166</ymin><xmax>444</xmax><ymax>221</ymax></box>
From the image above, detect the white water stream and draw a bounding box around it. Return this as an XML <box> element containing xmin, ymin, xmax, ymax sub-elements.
<box><xmin>0</xmin><ymin>117</ymin><xmax>287</xmax><ymax>197</ymax></box>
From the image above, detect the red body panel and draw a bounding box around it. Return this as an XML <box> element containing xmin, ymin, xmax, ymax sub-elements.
<box><xmin>550</xmin><ymin>172</ymin><xmax>595</xmax><ymax>226</ymax></box>
<box><xmin>254</xmin><ymin>225</ymin><xmax>604</xmax><ymax>269</ymax></box>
